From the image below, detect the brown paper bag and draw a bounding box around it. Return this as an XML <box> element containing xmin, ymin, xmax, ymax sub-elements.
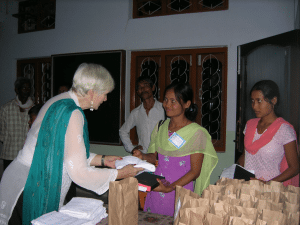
<box><xmin>240</xmin><ymin>186</ymin><xmax>256</xmax><ymax>197</ymax></box>
<box><xmin>108</xmin><ymin>177</ymin><xmax>138</xmax><ymax>225</ymax></box>
<box><xmin>222</xmin><ymin>184</ymin><xmax>242</xmax><ymax>197</ymax></box>
<box><xmin>248</xmin><ymin>180</ymin><xmax>264</xmax><ymax>189</ymax></box>
<box><xmin>203</xmin><ymin>213</ymin><xmax>224</xmax><ymax>225</ymax></box>
<box><xmin>201</xmin><ymin>189</ymin><xmax>220</xmax><ymax>207</ymax></box>
<box><xmin>241</xmin><ymin>198</ymin><xmax>257</xmax><ymax>209</ymax></box>
<box><xmin>210</xmin><ymin>202</ymin><xmax>229</xmax><ymax>218</ymax></box>
<box><xmin>174</xmin><ymin>187</ymin><xmax>209</xmax><ymax>225</ymax></box>
<box><xmin>216</xmin><ymin>177</ymin><xmax>231</xmax><ymax>185</ymax></box>
<box><xmin>230</xmin><ymin>198</ymin><xmax>242</xmax><ymax>207</ymax></box>
<box><xmin>270</xmin><ymin>192</ymin><xmax>284</xmax><ymax>204</ymax></box>
<box><xmin>281</xmin><ymin>191</ymin><xmax>299</xmax><ymax>204</ymax></box>
<box><xmin>262</xmin><ymin>209</ymin><xmax>287</xmax><ymax>225</ymax></box>
<box><xmin>268</xmin><ymin>181</ymin><xmax>285</xmax><ymax>192</ymax></box>
<box><xmin>256</xmin><ymin>199</ymin><xmax>267</xmax><ymax>214</ymax></box>
<box><xmin>283</xmin><ymin>201</ymin><xmax>299</xmax><ymax>213</ymax></box>
<box><xmin>240</xmin><ymin>193</ymin><xmax>258</xmax><ymax>203</ymax></box>
<box><xmin>234</xmin><ymin>205</ymin><xmax>258</xmax><ymax>221</ymax></box>
<box><xmin>189</xmin><ymin>210</ymin><xmax>205</xmax><ymax>225</ymax></box>
<box><xmin>220</xmin><ymin>195</ymin><xmax>242</xmax><ymax>207</ymax></box>
<box><xmin>178</xmin><ymin>206</ymin><xmax>208</xmax><ymax>225</ymax></box>
<box><xmin>255</xmin><ymin>219</ymin><xmax>267</xmax><ymax>225</ymax></box>
<box><xmin>264</xmin><ymin>181</ymin><xmax>284</xmax><ymax>193</ymax></box>
<box><xmin>262</xmin><ymin>192</ymin><xmax>271</xmax><ymax>200</ymax></box>
<box><xmin>201</xmin><ymin>189</ymin><xmax>211</xmax><ymax>199</ymax></box>
<box><xmin>283</xmin><ymin>211</ymin><xmax>300</xmax><ymax>225</ymax></box>
<box><xmin>175</xmin><ymin>186</ymin><xmax>200</xmax><ymax>202</ymax></box>
<box><xmin>208</xmin><ymin>184</ymin><xmax>225</xmax><ymax>193</ymax></box>
<box><xmin>254</xmin><ymin>190</ymin><xmax>264</xmax><ymax>199</ymax></box>
<box><xmin>174</xmin><ymin>186</ymin><xmax>201</xmax><ymax>224</ymax></box>
<box><xmin>229</xmin><ymin>216</ymin><xmax>255</xmax><ymax>225</ymax></box>
<box><xmin>286</xmin><ymin>184</ymin><xmax>300</xmax><ymax>195</ymax></box>
<box><xmin>266</xmin><ymin>201</ymin><xmax>283</xmax><ymax>212</ymax></box>
<box><xmin>210</xmin><ymin>202</ymin><xmax>233</xmax><ymax>224</ymax></box>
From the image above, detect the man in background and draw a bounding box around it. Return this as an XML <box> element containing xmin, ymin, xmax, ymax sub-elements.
<box><xmin>0</xmin><ymin>77</ymin><xmax>33</xmax><ymax>171</ymax></box>
<box><xmin>119</xmin><ymin>76</ymin><xmax>165</xmax><ymax>154</ymax></box>
<box><xmin>58</xmin><ymin>84</ymin><xmax>71</xmax><ymax>94</ymax></box>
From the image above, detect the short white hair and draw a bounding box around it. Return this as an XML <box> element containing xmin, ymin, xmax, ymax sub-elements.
<box><xmin>71</xmin><ymin>63</ymin><xmax>115</xmax><ymax>97</ymax></box>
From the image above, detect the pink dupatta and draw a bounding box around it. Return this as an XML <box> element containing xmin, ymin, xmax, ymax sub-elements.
<box><xmin>244</xmin><ymin>117</ymin><xmax>299</xmax><ymax>187</ymax></box>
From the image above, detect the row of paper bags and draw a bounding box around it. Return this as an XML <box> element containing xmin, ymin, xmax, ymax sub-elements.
<box><xmin>174</xmin><ymin>177</ymin><xmax>300</xmax><ymax>225</ymax></box>
<box><xmin>107</xmin><ymin>177</ymin><xmax>299</xmax><ymax>225</ymax></box>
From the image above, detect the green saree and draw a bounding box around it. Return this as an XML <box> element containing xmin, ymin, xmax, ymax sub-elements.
<box><xmin>148</xmin><ymin>119</ymin><xmax>218</xmax><ymax>195</ymax></box>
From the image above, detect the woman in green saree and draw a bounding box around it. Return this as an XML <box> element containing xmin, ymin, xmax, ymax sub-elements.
<box><xmin>133</xmin><ymin>82</ymin><xmax>218</xmax><ymax>216</ymax></box>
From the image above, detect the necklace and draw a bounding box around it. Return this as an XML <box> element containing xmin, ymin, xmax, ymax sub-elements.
<box><xmin>169</xmin><ymin>120</ymin><xmax>188</xmax><ymax>133</ymax></box>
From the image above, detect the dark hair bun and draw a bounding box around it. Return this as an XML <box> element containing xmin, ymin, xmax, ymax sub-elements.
<box><xmin>186</xmin><ymin>103</ymin><xmax>198</xmax><ymax>121</ymax></box>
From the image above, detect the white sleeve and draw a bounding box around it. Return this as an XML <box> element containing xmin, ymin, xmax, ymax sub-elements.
<box><xmin>119</xmin><ymin>111</ymin><xmax>137</xmax><ymax>153</ymax></box>
<box><xmin>64</xmin><ymin>110</ymin><xmax>118</xmax><ymax>195</ymax></box>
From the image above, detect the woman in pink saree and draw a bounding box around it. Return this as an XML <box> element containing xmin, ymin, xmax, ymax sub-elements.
<box><xmin>237</xmin><ymin>80</ymin><xmax>299</xmax><ymax>187</ymax></box>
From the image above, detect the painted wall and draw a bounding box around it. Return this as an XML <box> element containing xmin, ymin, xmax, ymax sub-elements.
<box><xmin>0</xmin><ymin>0</ymin><xmax>296</xmax><ymax>184</ymax></box>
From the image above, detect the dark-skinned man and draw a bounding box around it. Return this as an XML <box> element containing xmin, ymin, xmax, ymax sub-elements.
<box><xmin>0</xmin><ymin>77</ymin><xmax>33</xmax><ymax>172</ymax></box>
<box><xmin>119</xmin><ymin>76</ymin><xmax>165</xmax><ymax>154</ymax></box>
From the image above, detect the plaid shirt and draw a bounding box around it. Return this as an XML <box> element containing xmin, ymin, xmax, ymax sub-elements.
<box><xmin>0</xmin><ymin>99</ymin><xmax>29</xmax><ymax>160</ymax></box>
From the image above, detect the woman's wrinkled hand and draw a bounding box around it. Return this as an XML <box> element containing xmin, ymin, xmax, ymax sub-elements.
<box><xmin>117</xmin><ymin>164</ymin><xmax>144</xmax><ymax>179</ymax></box>
<box><xmin>132</xmin><ymin>149</ymin><xmax>143</xmax><ymax>159</ymax></box>
<box><xmin>104</xmin><ymin>155</ymin><xmax>122</xmax><ymax>168</ymax></box>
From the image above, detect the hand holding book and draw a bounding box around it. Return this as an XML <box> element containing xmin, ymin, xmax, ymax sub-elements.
<box><xmin>153</xmin><ymin>178</ymin><xmax>174</xmax><ymax>193</ymax></box>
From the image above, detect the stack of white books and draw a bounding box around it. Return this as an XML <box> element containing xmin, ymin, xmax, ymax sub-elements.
<box><xmin>32</xmin><ymin>197</ymin><xmax>107</xmax><ymax>225</ymax></box>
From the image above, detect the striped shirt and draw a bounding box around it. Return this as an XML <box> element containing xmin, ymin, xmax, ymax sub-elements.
<box><xmin>0</xmin><ymin>99</ymin><xmax>29</xmax><ymax>160</ymax></box>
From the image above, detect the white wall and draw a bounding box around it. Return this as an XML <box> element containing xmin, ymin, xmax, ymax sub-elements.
<box><xmin>0</xmin><ymin>0</ymin><xmax>296</xmax><ymax>184</ymax></box>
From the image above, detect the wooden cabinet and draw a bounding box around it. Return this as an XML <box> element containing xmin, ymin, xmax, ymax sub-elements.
<box><xmin>131</xmin><ymin>47</ymin><xmax>227</xmax><ymax>152</ymax></box>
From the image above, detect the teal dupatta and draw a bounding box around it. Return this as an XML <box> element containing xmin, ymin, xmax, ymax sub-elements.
<box><xmin>22</xmin><ymin>99</ymin><xmax>90</xmax><ymax>225</ymax></box>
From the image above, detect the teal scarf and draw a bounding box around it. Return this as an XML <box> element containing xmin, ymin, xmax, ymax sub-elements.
<box><xmin>22</xmin><ymin>99</ymin><xmax>90</xmax><ymax>225</ymax></box>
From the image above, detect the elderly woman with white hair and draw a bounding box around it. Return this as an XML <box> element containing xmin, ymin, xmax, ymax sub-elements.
<box><xmin>0</xmin><ymin>63</ymin><xmax>143</xmax><ymax>225</ymax></box>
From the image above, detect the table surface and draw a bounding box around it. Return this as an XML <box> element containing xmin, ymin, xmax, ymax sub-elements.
<box><xmin>96</xmin><ymin>207</ymin><xmax>173</xmax><ymax>225</ymax></box>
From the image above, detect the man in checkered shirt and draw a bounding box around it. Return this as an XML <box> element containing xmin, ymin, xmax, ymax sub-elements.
<box><xmin>0</xmin><ymin>77</ymin><xmax>34</xmax><ymax>172</ymax></box>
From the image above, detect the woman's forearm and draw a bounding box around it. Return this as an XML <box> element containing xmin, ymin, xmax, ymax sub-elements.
<box><xmin>270</xmin><ymin>166</ymin><xmax>299</xmax><ymax>183</ymax></box>
<box><xmin>90</xmin><ymin>154</ymin><xmax>102</xmax><ymax>166</ymax></box>
<box><xmin>169</xmin><ymin>169</ymin><xmax>200</xmax><ymax>189</ymax></box>
<box><xmin>142</xmin><ymin>153</ymin><xmax>157</xmax><ymax>164</ymax></box>
<box><xmin>272</xmin><ymin>140</ymin><xmax>300</xmax><ymax>183</ymax></box>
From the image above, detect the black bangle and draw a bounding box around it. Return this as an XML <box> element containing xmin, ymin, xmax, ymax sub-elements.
<box><xmin>101</xmin><ymin>155</ymin><xmax>106</xmax><ymax>166</ymax></box>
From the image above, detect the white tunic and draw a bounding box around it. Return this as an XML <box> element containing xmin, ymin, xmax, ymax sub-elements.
<box><xmin>119</xmin><ymin>100</ymin><xmax>165</xmax><ymax>153</ymax></box>
<box><xmin>244</xmin><ymin>123</ymin><xmax>296</xmax><ymax>181</ymax></box>
<box><xmin>0</xmin><ymin>91</ymin><xmax>118</xmax><ymax>225</ymax></box>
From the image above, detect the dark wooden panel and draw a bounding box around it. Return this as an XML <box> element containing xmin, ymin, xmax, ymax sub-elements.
<box><xmin>52</xmin><ymin>50</ymin><xmax>125</xmax><ymax>145</ymax></box>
